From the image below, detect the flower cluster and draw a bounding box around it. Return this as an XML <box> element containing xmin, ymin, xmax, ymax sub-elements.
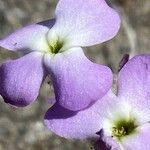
<box><xmin>0</xmin><ymin>0</ymin><xmax>149</xmax><ymax>150</ymax></box>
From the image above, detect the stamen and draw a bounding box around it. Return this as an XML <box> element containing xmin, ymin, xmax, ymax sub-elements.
<box><xmin>112</xmin><ymin>127</ymin><xmax>127</xmax><ymax>137</ymax></box>
<box><xmin>48</xmin><ymin>37</ymin><xmax>64</xmax><ymax>54</ymax></box>
<box><xmin>112</xmin><ymin>118</ymin><xmax>137</xmax><ymax>139</ymax></box>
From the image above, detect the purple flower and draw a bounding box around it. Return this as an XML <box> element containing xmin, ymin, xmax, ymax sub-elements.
<box><xmin>0</xmin><ymin>0</ymin><xmax>120</xmax><ymax>111</ymax></box>
<box><xmin>44</xmin><ymin>54</ymin><xmax>150</xmax><ymax>150</ymax></box>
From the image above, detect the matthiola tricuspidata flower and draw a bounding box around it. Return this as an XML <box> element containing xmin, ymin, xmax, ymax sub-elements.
<box><xmin>44</xmin><ymin>54</ymin><xmax>150</xmax><ymax>150</ymax></box>
<box><xmin>0</xmin><ymin>0</ymin><xmax>120</xmax><ymax>111</ymax></box>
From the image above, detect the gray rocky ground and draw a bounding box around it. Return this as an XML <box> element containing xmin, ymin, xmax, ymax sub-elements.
<box><xmin>0</xmin><ymin>0</ymin><xmax>149</xmax><ymax>149</ymax></box>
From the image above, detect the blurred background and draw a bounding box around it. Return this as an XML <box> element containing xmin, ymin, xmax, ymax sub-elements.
<box><xmin>0</xmin><ymin>0</ymin><xmax>149</xmax><ymax>149</ymax></box>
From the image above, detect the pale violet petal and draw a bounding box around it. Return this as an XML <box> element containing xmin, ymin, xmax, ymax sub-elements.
<box><xmin>0</xmin><ymin>19</ymin><xmax>55</xmax><ymax>52</ymax></box>
<box><xmin>0</xmin><ymin>52</ymin><xmax>45</xmax><ymax>107</ymax></box>
<box><xmin>44</xmin><ymin>47</ymin><xmax>113</xmax><ymax>111</ymax></box>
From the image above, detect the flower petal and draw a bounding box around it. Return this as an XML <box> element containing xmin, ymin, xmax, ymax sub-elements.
<box><xmin>44</xmin><ymin>47</ymin><xmax>112</xmax><ymax>111</ymax></box>
<box><xmin>118</xmin><ymin>54</ymin><xmax>150</xmax><ymax>109</ymax></box>
<box><xmin>50</xmin><ymin>0</ymin><xmax>120</xmax><ymax>48</ymax></box>
<box><xmin>122</xmin><ymin>123</ymin><xmax>150</xmax><ymax>150</ymax></box>
<box><xmin>0</xmin><ymin>19</ymin><xmax>55</xmax><ymax>52</ymax></box>
<box><xmin>44</xmin><ymin>91</ymin><xmax>116</xmax><ymax>139</ymax></box>
<box><xmin>0</xmin><ymin>52</ymin><xmax>45</xmax><ymax>107</ymax></box>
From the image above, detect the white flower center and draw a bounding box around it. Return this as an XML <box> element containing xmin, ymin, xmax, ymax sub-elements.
<box><xmin>102</xmin><ymin>102</ymin><xmax>139</xmax><ymax>140</ymax></box>
<box><xmin>46</xmin><ymin>28</ymin><xmax>68</xmax><ymax>54</ymax></box>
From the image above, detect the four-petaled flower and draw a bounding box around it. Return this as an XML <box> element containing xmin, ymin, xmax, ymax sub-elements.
<box><xmin>44</xmin><ymin>54</ymin><xmax>150</xmax><ymax>150</ymax></box>
<box><xmin>0</xmin><ymin>0</ymin><xmax>120</xmax><ymax>111</ymax></box>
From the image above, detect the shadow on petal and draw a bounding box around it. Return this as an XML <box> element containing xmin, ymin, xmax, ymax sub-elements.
<box><xmin>37</xmin><ymin>19</ymin><xmax>56</xmax><ymax>29</ymax></box>
<box><xmin>45</xmin><ymin>103</ymin><xmax>77</xmax><ymax>120</ymax></box>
